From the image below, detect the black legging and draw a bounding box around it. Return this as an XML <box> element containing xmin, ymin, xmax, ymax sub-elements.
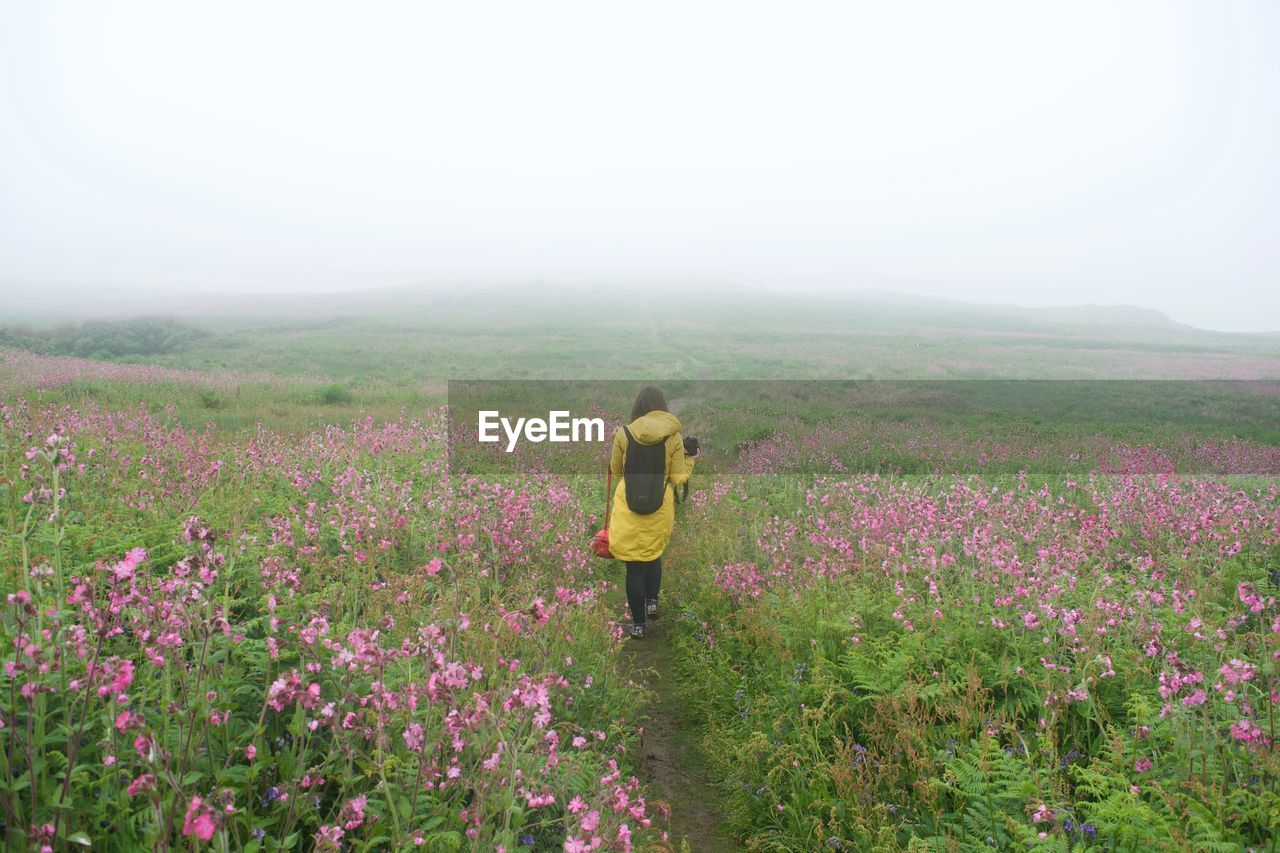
<box><xmin>625</xmin><ymin>558</ymin><xmax>662</xmax><ymax>625</ymax></box>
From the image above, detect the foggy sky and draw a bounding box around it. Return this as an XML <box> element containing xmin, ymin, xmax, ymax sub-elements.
<box><xmin>2</xmin><ymin>2</ymin><xmax>1278</xmax><ymax>331</ymax></box>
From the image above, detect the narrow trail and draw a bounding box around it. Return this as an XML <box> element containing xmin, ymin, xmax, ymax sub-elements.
<box><xmin>619</xmin><ymin>619</ymin><xmax>735</xmax><ymax>852</ymax></box>
<box><xmin>611</xmin><ymin>385</ymin><xmax>731</xmax><ymax>849</ymax></box>
<box><xmin>639</xmin><ymin>296</ymin><xmax>713</xmax><ymax>381</ymax></box>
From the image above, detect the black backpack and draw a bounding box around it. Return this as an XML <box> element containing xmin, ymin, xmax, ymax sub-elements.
<box><xmin>622</xmin><ymin>426</ymin><xmax>670</xmax><ymax>514</ymax></box>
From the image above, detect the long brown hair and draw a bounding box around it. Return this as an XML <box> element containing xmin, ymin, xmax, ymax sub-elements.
<box><xmin>630</xmin><ymin>385</ymin><xmax>668</xmax><ymax>422</ymax></box>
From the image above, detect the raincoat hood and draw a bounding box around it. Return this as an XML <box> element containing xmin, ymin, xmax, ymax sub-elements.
<box><xmin>626</xmin><ymin>410</ymin><xmax>681</xmax><ymax>445</ymax></box>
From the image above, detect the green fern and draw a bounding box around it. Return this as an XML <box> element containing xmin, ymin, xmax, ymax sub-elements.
<box><xmin>1070</xmin><ymin>761</ymin><xmax>1175</xmax><ymax>849</ymax></box>
<box><xmin>936</xmin><ymin>738</ymin><xmax>1035</xmax><ymax>849</ymax></box>
<box><xmin>1177</xmin><ymin>797</ymin><xmax>1242</xmax><ymax>853</ymax></box>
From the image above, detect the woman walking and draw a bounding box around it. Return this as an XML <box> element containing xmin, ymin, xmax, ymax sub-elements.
<box><xmin>608</xmin><ymin>386</ymin><xmax>696</xmax><ymax>639</ymax></box>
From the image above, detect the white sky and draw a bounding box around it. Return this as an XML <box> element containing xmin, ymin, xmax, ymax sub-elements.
<box><xmin>1</xmin><ymin>1</ymin><xmax>1278</xmax><ymax>331</ymax></box>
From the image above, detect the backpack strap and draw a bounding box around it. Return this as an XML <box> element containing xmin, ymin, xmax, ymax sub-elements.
<box><xmin>604</xmin><ymin>464</ymin><xmax>612</xmax><ymax>527</ymax></box>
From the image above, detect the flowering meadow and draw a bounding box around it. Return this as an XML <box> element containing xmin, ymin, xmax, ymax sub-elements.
<box><xmin>667</xmin><ymin>461</ymin><xmax>1280</xmax><ymax>849</ymax></box>
<box><xmin>1</xmin><ymin>393</ymin><xmax>663</xmax><ymax>851</ymax></box>
<box><xmin>3</xmin><ymin>358</ymin><xmax>1280</xmax><ymax>852</ymax></box>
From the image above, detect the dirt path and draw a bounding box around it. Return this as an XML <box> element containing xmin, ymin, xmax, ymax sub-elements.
<box><xmin>614</xmin><ymin>384</ymin><xmax>729</xmax><ymax>849</ymax></box>
<box><xmin>620</xmin><ymin>620</ymin><xmax>735</xmax><ymax>852</ymax></box>
<box><xmin>639</xmin><ymin>296</ymin><xmax>713</xmax><ymax>381</ymax></box>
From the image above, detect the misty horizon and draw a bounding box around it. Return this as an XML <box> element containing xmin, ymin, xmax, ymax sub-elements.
<box><xmin>3</xmin><ymin>2</ymin><xmax>1279</xmax><ymax>332</ymax></box>
<box><xmin>3</xmin><ymin>280</ymin><xmax>1277</xmax><ymax>338</ymax></box>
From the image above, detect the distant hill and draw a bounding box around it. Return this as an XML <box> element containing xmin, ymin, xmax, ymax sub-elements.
<box><xmin>5</xmin><ymin>282</ymin><xmax>1278</xmax><ymax>379</ymax></box>
<box><xmin>997</xmin><ymin>304</ymin><xmax>1183</xmax><ymax>329</ymax></box>
<box><xmin>773</xmin><ymin>287</ymin><xmax>1191</xmax><ymax>332</ymax></box>
<box><xmin>0</xmin><ymin>281</ymin><xmax>1273</xmax><ymax>339</ymax></box>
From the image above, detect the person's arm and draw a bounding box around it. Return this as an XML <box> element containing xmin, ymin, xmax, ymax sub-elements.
<box><xmin>668</xmin><ymin>433</ymin><xmax>695</xmax><ymax>486</ymax></box>
<box><xmin>609</xmin><ymin>428</ymin><xmax>625</xmax><ymax>477</ymax></box>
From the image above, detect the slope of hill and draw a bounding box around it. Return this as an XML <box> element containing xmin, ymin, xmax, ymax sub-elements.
<box><xmin>4</xmin><ymin>283</ymin><xmax>1279</xmax><ymax>380</ymax></box>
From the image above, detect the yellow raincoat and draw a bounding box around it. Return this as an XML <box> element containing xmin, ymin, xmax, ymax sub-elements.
<box><xmin>607</xmin><ymin>410</ymin><xmax>695</xmax><ymax>562</ymax></box>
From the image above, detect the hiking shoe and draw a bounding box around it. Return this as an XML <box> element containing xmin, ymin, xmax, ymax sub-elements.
<box><xmin>629</xmin><ymin>624</ymin><xmax>646</xmax><ymax>640</ymax></box>
<box><xmin>645</xmin><ymin>598</ymin><xmax>659</xmax><ymax>620</ymax></box>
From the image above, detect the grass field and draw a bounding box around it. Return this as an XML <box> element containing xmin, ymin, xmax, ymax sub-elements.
<box><xmin>2</xmin><ymin>293</ymin><xmax>1279</xmax><ymax>851</ymax></box>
